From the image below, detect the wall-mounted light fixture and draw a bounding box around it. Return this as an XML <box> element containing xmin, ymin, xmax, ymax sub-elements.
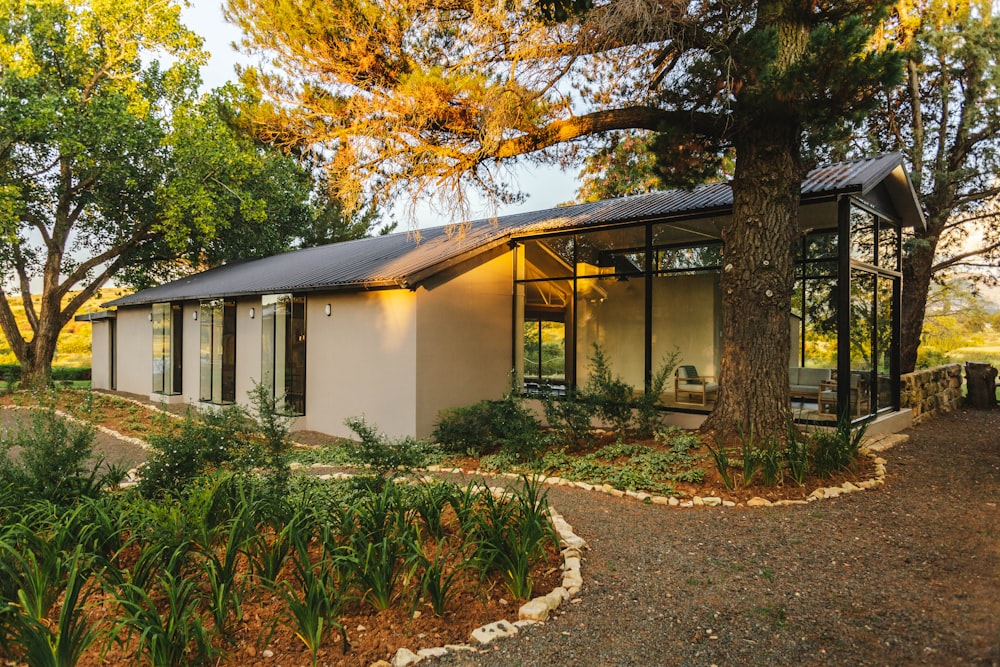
<box><xmin>249</xmin><ymin>307</ymin><xmax>255</xmax><ymax>319</ymax></box>
<box><xmin>192</xmin><ymin>311</ymin><xmax>198</xmax><ymax>321</ymax></box>
<box><xmin>148</xmin><ymin>313</ymin><xmax>153</xmax><ymax>322</ymax></box>
<box><xmin>324</xmin><ymin>304</ymin><xmax>332</xmax><ymax>316</ymax></box>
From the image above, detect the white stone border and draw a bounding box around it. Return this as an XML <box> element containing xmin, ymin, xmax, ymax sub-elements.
<box><xmin>422</xmin><ymin>432</ymin><xmax>907</xmax><ymax>510</ymax></box>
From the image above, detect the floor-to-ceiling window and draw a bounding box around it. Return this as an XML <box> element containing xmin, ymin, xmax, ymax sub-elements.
<box><xmin>514</xmin><ymin>222</ymin><xmax>723</xmax><ymax>404</ymax></box>
<box><xmin>199</xmin><ymin>299</ymin><xmax>236</xmax><ymax>404</ymax></box>
<box><xmin>574</xmin><ymin>225</ymin><xmax>647</xmax><ymax>392</ymax></box>
<box><xmin>261</xmin><ymin>294</ymin><xmax>307</xmax><ymax>415</ymax></box>
<box><xmin>843</xmin><ymin>203</ymin><xmax>901</xmax><ymax>419</ymax></box>
<box><xmin>514</xmin><ymin>204</ymin><xmax>902</xmax><ymax>423</ymax></box>
<box><xmin>152</xmin><ymin>302</ymin><xmax>182</xmax><ymax>395</ymax></box>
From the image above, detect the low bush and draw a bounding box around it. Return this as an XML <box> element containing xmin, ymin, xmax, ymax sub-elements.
<box><xmin>0</xmin><ymin>409</ymin><xmax>119</xmax><ymax>503</ymax></box>
<box><xmin>343</xmin><ymin>416</ymin><xmax>441</xmax><ymax>481</ymax></box>
<box><xmin>811</xmin><ymin>415</ymin><xmax>867</xmax><ymax>478</ymax></box>
<box><xmin>432</xmin><ymin>394</ymin><xmax>547</xmax><ymax>459</ymax></box>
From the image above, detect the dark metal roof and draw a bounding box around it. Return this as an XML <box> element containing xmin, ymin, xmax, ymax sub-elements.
<box><xmin>106</xmin><ymin>153</ymin><xmax>921</xmax><ymax>308</ymax></box>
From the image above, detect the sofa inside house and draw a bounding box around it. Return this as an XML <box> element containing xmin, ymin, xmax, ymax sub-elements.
<box><xmin>788</xmin><ymin>367</ymin><xmax>834</xmax><ymax>403</ymax></box>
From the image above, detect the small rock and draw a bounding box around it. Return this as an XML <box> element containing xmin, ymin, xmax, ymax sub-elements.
<box><xmin>652</xmin><ymin>495</ymin><xmax>670</xmax><ymax>505</ymax></box>
<box><xmin>519</xmin><ymin>598</ymin><xmax>550</xmax><ymax>621</ymax></box>
<box><xmin>692</xmin><ymin>496</ymin><xmax>705</xmax><ymax>506</ymax></box>
<box><xmin>392</xmin><ymin>647</ymin><xmax>423</xmax><ymax>666</ymax></box>
<box><xmin>562</xmin><ymin>570</ymin><xmax>583</xmax><ymax>589</ymax></box>
<box><xmin>444</xmin><ymin>644</ymin><xmax>476</xmax><ymax>652</ymax></box>
<box><xmin>417</xmin><ymin>647</ymin><xmax>449</xmax><ymax>659</ymax></box>
<box><xmin>702</xmin><ymin>496</ymin><xmax>722</xmax><ymax>507</ymax></box>
<box><xmin>669</xmin><ymin>497</ymin><xmax>680</xmax><ymax>506</ymax></box>
<box><xmin>262</xmin><ymin>649</ymin><xmax>274</xmax><ymax>658</ymax></box>
<box><xmin>747</xmin><ymin>497</ymin><xmax>772</xmax><ymax>507</ymax></box>
<box><xmin>471</xmin><ymin>620</ymin><xmax>518</xmax><ymax>644</ymax></box>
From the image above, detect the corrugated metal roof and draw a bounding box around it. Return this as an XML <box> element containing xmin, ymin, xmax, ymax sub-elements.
<box><xmin>106</xmin><ymin>153</ymin><xmax>916</xmax><ymax>308</ymax></box>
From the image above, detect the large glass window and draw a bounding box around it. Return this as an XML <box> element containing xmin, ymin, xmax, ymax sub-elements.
<box><xmin>199</xmin><ymin>300</ymin><xmax>236</xmax><ymax>404</ymax></box>
<box><xmin>261</xmin><ymin>294</ymin><xmax>307</xmax><ymax>415</ymax></box>
<box><xmin>512</xmin><ymin>204</ymin><xmax>902</xmax><ymax>421</ymax></box>
<box><xmin>152</xmin><ymin>302</ymin><xmax>182</xmax><ymax>395</ymax></box>
<box><xmin>793</xmin><ymin>232</ymin><xmax>838</xmax><ymax>369</ymax></box>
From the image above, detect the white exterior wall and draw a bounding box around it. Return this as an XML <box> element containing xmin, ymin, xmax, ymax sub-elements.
<box><xmin>113</xmin><ymin>307</ymin><xmax>152</xmax><ymax>396</ymax></box>
<box><xmin>235</xmin><ymin>298</ymin><xmax>263</xmax><ymax>407</ymax></box>
<box><xmin>88</xmin><ymin>320</ymin><xmax>112</xmax><ymax>390</ymax></box>
<box><xmin>415</xmin><ymin>252</ymin><xmax>514</xmax><ymax>437</ymax></box>
<box><xmin>297</xmin><ymin>290</ymin><xmax>419</xmax><ymax>439</ymax></box>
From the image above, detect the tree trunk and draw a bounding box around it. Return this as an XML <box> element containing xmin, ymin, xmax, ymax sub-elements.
<box><xmin>899</xmin><ymin>224</ymin><xmax>940</xmax><ymax>374</ymax></box>
<box><xmin>19</xmin><ymin>329</ymin><xmax>59</xmax><ymax>391</ymax></box>
<box><xmin>702</xmin><ymin>122</ymin><xmax>799</xmax><ymax>438</ymax></box>
<box><xmin>964</xmin><ymin>362</ymin><xmax>998</xmax><ymax>409</ymax></box>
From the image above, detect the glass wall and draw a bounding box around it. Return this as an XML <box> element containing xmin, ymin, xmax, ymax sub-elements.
<box><xmin>841</xmin><ymin>205</ymin><xmax>901</xmax><ymax>420</ymax></box>
<box><xmin>261</xmin><ymin>294</ymin><xmax>307</xmax><ymax>415</ymax></box>
<box><xmin>199</xmin><ymin>299</ymin><xmax>236</xmax><ymax>404</ymax></box>
<box><xmin>151</xmin><ymin>302</ymin><xmax>182</xmax><ymax>395</ymax></box>
<box><xmin>515</xmin><ymin>222</ymin><xmax>722</xmax><ymax>403</ymax></box>
<box><xmin>513</xmin><ymin>201</ymin><xmax>903</xmax><ymax>423</ymax></box>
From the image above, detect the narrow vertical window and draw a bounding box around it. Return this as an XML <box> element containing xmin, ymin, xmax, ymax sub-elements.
<box><xmin>261</xmin><ymin>294</ymin><xmax>306</xmax><ymax>414</ymax></box>
<box><xmin>152</xmin><ymin>302</ymin><xmax>182</xmax><ymax>395</ymax></box>
<box><xmin>199</xmin><ymin>299</ymin><xmax>236</xmax><ymax>404</ymax></box>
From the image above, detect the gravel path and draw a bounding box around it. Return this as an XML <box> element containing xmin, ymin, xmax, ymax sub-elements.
<box><xmin>437</xmin><ymin>408</ymin><xmax>999</xmax><ymax>667</ymax></box>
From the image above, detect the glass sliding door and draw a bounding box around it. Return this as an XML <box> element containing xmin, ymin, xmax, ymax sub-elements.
<box><xmin>199</xmin><ymin>299</ymin><xmax>236</xmax><ymax>404</ymax></box>
<box><xmin>151</xmin><ymin>302</ymin><xmax>182</xmax><ymax>395</ymax></box>
<box><xmin>261</xmin><ymin>294</ymin><xmax>307</xmax><ymax>415</ymax></box>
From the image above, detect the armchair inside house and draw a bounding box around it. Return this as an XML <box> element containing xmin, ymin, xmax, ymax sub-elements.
<box><xmin>674</xmin><ymin>365</ymin><xmax>718</xmax><ymax>406</ymax></box>
<box><xmin>818</xmin><ymin>372</ymin><xmax>868</xmax><ymax>417</ymax></box>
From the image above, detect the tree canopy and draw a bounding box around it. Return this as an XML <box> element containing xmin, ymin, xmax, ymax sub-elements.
<box><xmin>228</xmin><ymin>0</ymin><xmax>901</xmax><ymax>435</ymax></box>
<box><xmin>860</xmin><ymin>0</ymin><xmax>1000</xmax><ymax>371</ymax></box>
<box><xmin>0</xmin><ymin>0</ymin><xmax>320</xmax><ymax>387</ymax></box>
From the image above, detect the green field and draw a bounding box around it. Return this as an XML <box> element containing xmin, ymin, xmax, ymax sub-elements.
<box><xmin>0</xmin><ymin>289</ymin><xmax>130</xmax><ymax>369</ymax></box>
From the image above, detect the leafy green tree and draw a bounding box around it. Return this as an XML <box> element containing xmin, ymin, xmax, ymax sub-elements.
<box><xmin>858</xmin><ymin>0</ymin><xmax>1000</xmax><ymax>372</ymax></box>
<box><xmin>226</xmin><ymin>0</ymin><xmax>900</xmax><ymax>436</ymax></box>
<box><xmin>0</xmin><ymin>1</ymin><xmax>315</xmax><ymax>387</ymax></box>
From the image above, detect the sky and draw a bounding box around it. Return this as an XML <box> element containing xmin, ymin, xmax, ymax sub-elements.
<box><xmin>179</xmin><ymin>2</ymin><xmax>581</xmax><ymax>230</ymax></box>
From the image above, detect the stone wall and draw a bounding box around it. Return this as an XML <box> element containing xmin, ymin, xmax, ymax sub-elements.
<box><xmin>901</xmin><ymin>364</ymin><xmax>963</xmax><ymax>424</ymax></box>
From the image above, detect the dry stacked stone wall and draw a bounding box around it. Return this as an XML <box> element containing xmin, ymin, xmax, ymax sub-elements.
<box><xmin>901</xmin><ymin>364</ymin><xmax>963</xmax><ymax>424</ymax></box>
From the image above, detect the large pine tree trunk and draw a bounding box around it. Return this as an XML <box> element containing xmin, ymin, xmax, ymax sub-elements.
<box><xmin>702</xmin><ymin>123</ymin><xmax>799</xmax><ymax>437</ymax></box>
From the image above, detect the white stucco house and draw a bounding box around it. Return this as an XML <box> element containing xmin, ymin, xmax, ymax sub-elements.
<box><xmin>79</xmin><ymin>154</ymin><xmax>924</xmax><ymax>438</ymax></box>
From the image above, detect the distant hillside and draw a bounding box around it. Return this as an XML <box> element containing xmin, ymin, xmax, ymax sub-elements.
<box><xmin>0</xmin><ymin>289</ymin><xmax>131</xmax><ymax>368</ymax></box>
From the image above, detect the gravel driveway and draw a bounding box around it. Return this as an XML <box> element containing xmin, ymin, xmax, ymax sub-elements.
<box><xmin>437</xmin><ymin>408</ymin><xmax>999</xmax><ymax>667</ymax></box>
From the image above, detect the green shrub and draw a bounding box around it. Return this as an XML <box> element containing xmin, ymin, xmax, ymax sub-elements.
<box><xmin>811</xmin><ymin>415</ymin><xmax>867</xmax><ymax>478</ymax></box>
<box><xmin>584</xmin><ymin>343</ymin><xmax>634</xmax><ymax>437</ymax></box>
<box><xmin>540</xmin><ymin>388</ymin><xmax>595</xmax><ymax>450</ymax></box>
<box><xmin>0</xmin><ymin>409</ymin><xmax>111</xmax><ymax>503</ymax></box>
<box><xmin>343</xmin><ymin>416</ymin><xmax>441</xmax><ymax>480</ymax></box>
<box><xmin>137</xmin><ymin>405</ymin><xmax>254</xmax><ymax>499</ymax></box>
<box><xmin>432</xmin><ymin>394</ymin><xmax>546</xmax><ymax>459</ymax></box>
<box><xmin>633</xmin><ymin>352</ymin><xmax>679</xmax><ymax>437</ymax></box>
